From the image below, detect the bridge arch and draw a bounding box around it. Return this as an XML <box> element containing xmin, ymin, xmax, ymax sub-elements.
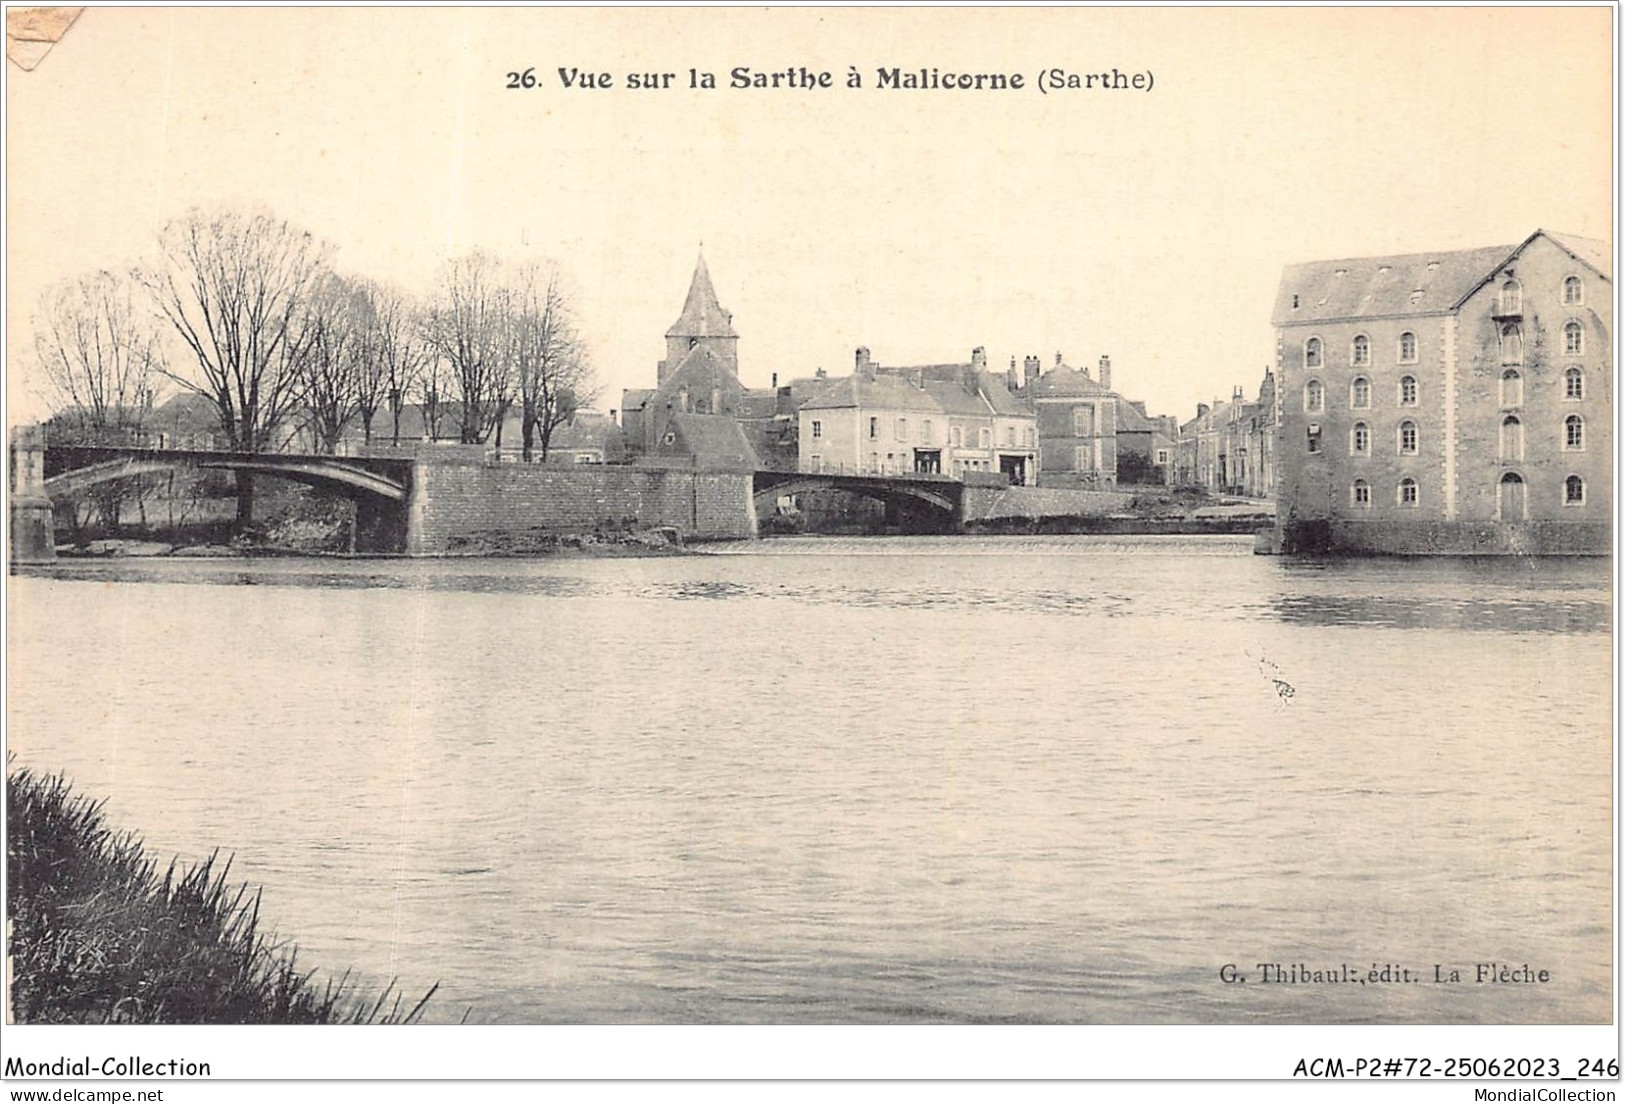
<box><xmin>42</xmin><ymin>453</ymin><xmax>408</xmax><ymax>504</ymax></box>
<box><xmin>753</xmin><ymin>472</ymin><xmax>962</xmax><ymax>534</ymax></box>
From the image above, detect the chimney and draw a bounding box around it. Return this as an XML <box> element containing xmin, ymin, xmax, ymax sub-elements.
<box><xmin>971</xmin><ymin>346</ymin><xmax>987</xmax><ymax>370</ymax></box>
<box><xmin>1098</xmin><ymin>355</ymin><xmax>1112</xmax><ymax>392</ymax></box>
<box><xmin>771</xmin><ymin>372</ymin><xmax>778</xmax><ymax>388</ymax></box>
<box><xmin>1233</xmin><ymin>385</ymin><xmax>1244</xmax><ymax>402</ymax></box>
<box><xmin>1007</xmin><ymin>358</ymin><xmax>1019</xmax><ymax>392</ymax></box>
<box><xmin>816</xmin><ymin>366</ymin><xmax>827</xmax><ymax>380</ymax></box>
<box><xmin>1024</xmin><ymin>355</ymin><xmax>1041</xmax><ymax>386</ymax></box>
<box><xmin>855</xmin><ymin>346</ymin><xmax>874</xmax><ymax>380</ymax></box>
<box><xmin>1055</xmin><ymin>351</ymin><xmax>1064</xmax><ymax>368</ymax></box>
<box><xmin>610</xmin><ymin>409</ymin><xmax>617</xmax><ymax>424</ymax></box>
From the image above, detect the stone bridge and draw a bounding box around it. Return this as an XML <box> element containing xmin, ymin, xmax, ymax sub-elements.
<box><xmin>11</xmin><ymin>439</ymin><xmax>419</xmax><ymax>560</ymax></box>
<box><xmin>753</xmin><ymin>468</ymin><xmax>966</xmax><ymax>532</ymax></box>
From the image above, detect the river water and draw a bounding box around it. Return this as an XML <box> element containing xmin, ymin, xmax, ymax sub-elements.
<box><xmin>6</xmin><ymin>536</ymin><xmax>1612</xmax><ymax>1024</ymax></box>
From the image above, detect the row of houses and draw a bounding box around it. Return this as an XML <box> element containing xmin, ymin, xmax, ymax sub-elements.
<box><xmin>620</xmin><ymin>257</ymin><xmax>1181</xmax><ymax>489</ymax></box>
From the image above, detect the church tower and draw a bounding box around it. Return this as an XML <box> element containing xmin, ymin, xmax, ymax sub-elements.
<box><xmin>659</xmin><ymin>255</ymin><xmax>739</xmax><ymax>382</ymax></box>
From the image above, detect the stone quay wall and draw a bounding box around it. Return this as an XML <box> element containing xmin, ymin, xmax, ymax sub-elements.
<box><xmin>1279</xmin><ymin>518</ymin><xmax>1610</xmax><ymax>556</ymax></box>
<box><xmin>406</xmin><ymin>461</ymin><xmax>757</xmax><ymax>553</ymax></box>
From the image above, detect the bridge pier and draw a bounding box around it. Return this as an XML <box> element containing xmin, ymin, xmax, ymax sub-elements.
<box><xmin>10</xmin><ymin>426</ymin><xmax>57</xmax><ymax>564</ymax></box>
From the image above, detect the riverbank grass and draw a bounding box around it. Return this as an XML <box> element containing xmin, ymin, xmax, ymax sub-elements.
<box><xmin>6</xmin><ymin>765</ymin><xmax>436</xmax><ymax>1023</ymax></box>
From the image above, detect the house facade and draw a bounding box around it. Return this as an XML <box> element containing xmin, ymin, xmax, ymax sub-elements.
<box><xmin>797</xmin><ymin>347</ymin><xmax>1039</xmax><ymax>482</ymax></box>
<box><xmin>1273</xmin><ymin>229</ymin><xmax>1610</xmax><ymax>554</ymax></box>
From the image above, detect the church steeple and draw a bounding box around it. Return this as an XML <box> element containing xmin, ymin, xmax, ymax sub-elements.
<box><xmin>667</xmin><ymin>254</ymin><xmax>738</xmax><ymax>341</ymax></box>
<box><xmin>660</xmin><ymin>254</ymin><xmax>739</xmax><ymax>382</ymax></box>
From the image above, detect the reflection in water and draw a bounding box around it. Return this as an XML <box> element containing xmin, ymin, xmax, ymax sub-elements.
<box><xmin>6</xmin><ymin>536</ymin><xmax>1612</xmax><ymax>1024</ymax></box>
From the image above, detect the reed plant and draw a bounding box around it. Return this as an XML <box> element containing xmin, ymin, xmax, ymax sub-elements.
<box><xmin>6</xmin><ymin>765</ymin><xmax>437</xmax><ymax>1024</ymax></box>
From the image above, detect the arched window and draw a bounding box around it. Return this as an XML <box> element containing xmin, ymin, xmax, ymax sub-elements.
<box><xmin>1564</xmin><ymin>321</ymin><xmax>1584</xmax><ymax>356</ymax></box>
<box><xmin>1350</xmin><ymin>376</ymin><xmax>1370</xmax><ymax>408</ymax></box>
<box><xmin>1352</xmin><ymin>334</ymin><xmax>1370</xmax><ymax>366</ymax></box>
<box><xmin>1398</xmin><ymin>420</ymin><xmax>1418</xmax><ymax>455</ymax></box>
<box><xmin>1498</xmin><ymin>472</ymin><xmax>1526</xmax><ymax>521</ymax></box>
<box><xmin>1565</xmin><ymin>414</ymin><xmax>1584</xmax><ymax>450</ymax></box>
<box><xmin>1351</xmin><ymin>421</ymin><xmax>1369</xmax><ymax>455</ymax></box>
<box><xmin>1500</xmin><ymin>415</ymin><xmax>1523</xmax><ymax>461</ymax></box>
<box><xmin>1304</xmin><ymin>337</ymin><xmax>1322</xmax><ymax>369</ymax></box>
<box><xmin>1399</xmin><ymin>375</ymin><xmax>1418</xmax><ymax>406</ymax></box>
<box><xmin>1351</xmin><ymin>479</ymin><xmax>1371</xmax><ymax>507</ymax></box>
<box><xmin>1499</xmin><ymin>278</ymin><xmax>1522</xmax><ymax>312</ymax></box>
<box><xmin>1563</xmin><ymin>276</ymin><xmax>1584</xmax><ymax>305</ymax></box>
<box><xmin>1565</xmin><ymin>366</ymin><xmax>1585</xmax><ymax>400</ymax></box>
<box><xmin>1398</xmin><ymin>477</ymin><xmax>1419</xmax><ymax>507</ymax></box>
<box><xmin>1305</xmin><ymin>379</ymin><xmax>1324</xmax><ymax>413</ymax></box>
<box><xmin>1500</xmin><ymin>323</ymin><xmax>1524</xmax><ymax>365</ymax></box>
<box><xmin>1565</xmin><ymin>475</ymin><xmax>1586</xmax><ymax>505</ymax></box>
<box><xmin>1398</xmin><ymin>331</ymin><xmax>1418</xmax><ymax>363</ymax></box>
<box><xmin>1500</xmin><ymin>368</ymin><xmax>1523</xmax><ymax>407</ymax></box>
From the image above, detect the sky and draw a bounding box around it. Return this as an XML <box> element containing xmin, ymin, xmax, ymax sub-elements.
<box><xmin>5</xmin><ymin>7</ymin><xmax>1614</xmax><ymax>429</ymax></box>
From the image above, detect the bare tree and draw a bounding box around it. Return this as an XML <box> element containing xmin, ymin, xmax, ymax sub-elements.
<box><xmin>138</xmin><ymin>207</ymin><xmax>332</xmax><ymax>523</ymax></box>
<box><xmin>291</xmin><ymin>274</ymin><xmax>364</xmax><ymax>454</ymax></box>
<box><xmin>34</xmin><ymin>270</ymin><xmax>162</xmax><ymax>531</ymax></box>
<box><xmin>365</xmin><ymin>284</ymin><xmax>428</xmax><ymax>447</ymax></box>
<box><xmin>34</xmin><ymin>269</ymin><xmax>159</xmax><ymax>442</ymax></box>
<box><xmin>422</xmin><ymin>251</ymin><xmax>512</xmax><ymax>445</ymax></box>
<box><xmin>509</xmin><ymin>263</ymin><xmax>593</xmax><ymax>462</ymax></box>
<box><xmin>417</xmin><ymin>353</ymin><xmax>449</xmax><ymax>443</ymax></box>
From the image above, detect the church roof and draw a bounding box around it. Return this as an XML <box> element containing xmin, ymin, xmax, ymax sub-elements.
<box><xmin>666</xmin><ymin>255</ymin><xmax>737</xmax><ymax>340</ymax></box>
<box><xmin>666</xmin><ymin>413</ymin><xmax>759</xmax><ymax>470</ymax></box>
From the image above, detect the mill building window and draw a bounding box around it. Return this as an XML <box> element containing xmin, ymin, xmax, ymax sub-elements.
<box><xmin>1499</xmin><ymin>323</ymin><xmax>1524</xmax><ymax>366</ymax></box>
<box><xmin>1565</xmin><ymin>475</ymin><xmax>1586</xmax><ymax>505</ymax></box>
<box><xmin>1500</xmin><ymin>368</ymin><xmax>1523</xmax><ymax>407</ymax></box>
<box><xmin>1351</xmin><ymin>479</ymin><xmax>1371</xmax><ymax>508</ymax></box>
<box><xmin>1398</xmin><ymin>420</ymin><xmax>1418</xmax><ymax>455</ymax></box>
<box><xmin>1305</xmin><ymin>337</ymin><xmax>1322</xmax><ymax>369</ymax></box>
<box><xmin>1399</xmin><ymin>478</ymin><xmax>1419</xmax><ymax>507</ymax></box>
<box><xmin>1350</xmin><ymin>376</ymin><xmax>1370</xmax><ymax>409</ymax></box>
<box><xmin>1305</xmin><ymin>379</ymin><xmax>1324</xmax><ymax>413</ymax></box>
<box><xmin>810</xmin><ymin>420</ymin><xmax>822</xmax><ymax>439</ymax></box>
<box><xmin>1564</xmin><ymin>414</ymin><xmax>1584</xmax><ymax>451</ymax></box>
<box><xmin>868</xmin><ymin>417</ymin><xmax>878</xmax><ymax>439</ymax></box>
<box><xmin>1565</xmin><ymin>367</ymin><xmax>1584</xmax><ymax>400</ymax></box>
<box><xmin>1563</xmin><ymin>276</ymin><xmax>1584</xmax><ymax>305</ymax></box>
<box><xmin>896</xmin><ymin>417</ymin><xmax>908</xmax><ymax>441</ymax></box>
<box><xmin>1399</xmin><ymin>375</ymin><xmax>1418</xmax><ymax>406</ymax></box>
<box><xmin>1398</xmin><ymin>331</ymin><xmax>1418</xmax><ymax>363</ymax></box>
<box><xmin>1306</xmin><ymin>423</ymin><xmax>1322</xmax><ymax>454</ymax></box>
<box><xmin>1563</xmin><ymin>322</ymin><xmax>1585</xmax><ymax>356</ymax></box>
<box><xmin>1499</xmin><ymin>278</ymin><xmax>1522</xmax><ymax>313</ymax></box>
<box><xmin>1350</xmin><ymin>422</ymin><xmax>1369</xmax><ymax>456</ymax></box>
<box><xmin>1352</xmin><ymin>335</ymin><xmax>1370</xmax><ymax>366</ymax></box>
<box><xmin>1500</xmin><ymin>416</ymin><xmax>1523</xmax><ymax>462</ymax></box>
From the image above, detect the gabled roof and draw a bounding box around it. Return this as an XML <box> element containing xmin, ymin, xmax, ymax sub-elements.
<box><xmin>735</xmin><ymin>387</ymin><xmax>782</xmax><ymax>420</ymax></box>
<box><xmin>1273</xmin><ymin>229</ymin><xmax>1614</xmax><ymax>326</ymax></box>
<box><xmin>1272</xmin><ymin>244</ymin><xmax>1515</xmax><ymax>325</ymax></box>
<box><xmin>976</xmin><ymin>371</ymin><xmax>1033</xmax><ymax>417</ymax></box>
<box><xmin>797</xmin><ymin>372</ymin><xmax>940</xmax><ymax>413</ymax></box>
<box><xmin>666</xmin><ymin>255</ymin><xmax>737</xmax><ymax>340</ymax></box>
<box><xmin>1025</xmin><ymin>364</ymin><xmax>1112</xmax><ymax>399</ymax></box>
<box><xmin>665</xmin><ymin>413</ymin><xmax>759</xmax><ymax>470</ymax></box>
<box><xmin>550</xmin><ymin>412</ymin><xmax>626</xmax><ymax>459</ymax></box>
<box><xmin>1545</xmin><ymin>231</ymin><xmax>1612</xmax><ymax>279</ymax></box>
<box><xmin>620</xmin><ymin>388</ymin><xmax>655</xmax><ymax>413</ymax></box>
